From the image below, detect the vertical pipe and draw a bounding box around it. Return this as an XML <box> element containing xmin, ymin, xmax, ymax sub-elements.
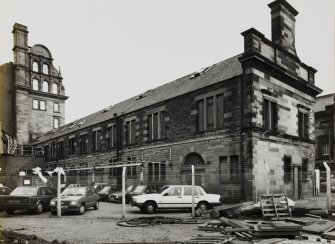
<box><xmin>122</xmin><ymin>166</ymin><xmax>126</xmax><ymax>219</ymax></box>
<box><xmin>323</xmin><ymin>162</ymin><xmax>332</xmax><ymax>212</ymax></box>
<box><xmin>57</xmin><ymin>171</ymin><xmax>61</xmax><ymax>217</ymax></box>
<box><xmin>191</xmin><ymin>165</ymin><xmax>195</xmax><ymax>219</ymax></box>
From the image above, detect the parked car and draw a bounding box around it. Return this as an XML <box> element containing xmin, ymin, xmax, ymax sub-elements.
<box><xmin>0</xmin><ymin>186</ymin><xmax>12</xmax><ymax>195</ymax></box>
<box><xmin>125</xmin><ymin>185</ymin><xmax>163</xmax><ymax>204</ymax></box>
<box><xmin>98</xmin><ymin>185</ymin><xmax>117</xmax><ymax>201</ymax></box>
<box><xmin>320</xmin><ymin>178</ymin><xmax>335</xmax><ymax>193</ymax></box>
<box><xmin>131</xmin><ymin>185</ymin><xmax>221</xmax><ymax>214</ymax></box>
<box><xmin>49</xmin><ymin>185</ymin><xmax>99</xmax><ymax>215</ymax></box>
<box><xmin>0</xmin><ymin>186</ymin><xmax>56</xmax><ymax>215</ymax></box>
<box><xmin>93</xmin><ymin>183</ymin><xmax>108</xmax><ymax>193</ymax></box>
<box><xmin>109</xmin><ymin>185</ymin><xmax>135</xmax><ymax>203</ymax></box>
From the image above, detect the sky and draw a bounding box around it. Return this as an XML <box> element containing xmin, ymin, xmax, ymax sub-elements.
<box><xmin>0</xmin><ymin>0</ymin><xmax>334</xmax><ymax>124</ymax></box>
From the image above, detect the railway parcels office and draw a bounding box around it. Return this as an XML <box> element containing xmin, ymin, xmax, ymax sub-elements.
<box><xmin>34</xmin><ymin>0</ymin><xmax>322</xmax><ymax>202</ymax></box>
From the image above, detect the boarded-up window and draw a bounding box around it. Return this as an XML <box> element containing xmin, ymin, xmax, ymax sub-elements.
<box><xmin>284</xmin><ymin>155</ymin><xmax>292</xmax><ymax>182</ymax></box>
<box><xmin>216</xmin><ymin>94</ymin><xmax>224</xmax><ymax>128</ymax></box>
<box><xmin>298</xmin><ymin>111</ymin><xmax>308</xmax><ymax>139</ymax></box>
<box><xmin>206</xmin><ymin>97</ymin><xmax>214</xmax><ymax>130</ymax></box>
<box><xmin>302</xmin><ymin>158</ymin><xmax>308</xmax><ymax>181</ymax></box>
<box><xmin>197</xmin><ymin>100</ymin><xmax>204</xmax><ymax>131</ymax></box>
<box><xmin>230</xmin><ymin>155</ymin><xmax>240</xmax><ymax>183</ymax></box>
<box><xmin>219</xmin><ymin>156</ymin><xmax>228</xmax><ymax>183</ymax></box>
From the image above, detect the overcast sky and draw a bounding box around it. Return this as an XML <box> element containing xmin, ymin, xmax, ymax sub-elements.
<box><xmin>1</xmin><ymin>0</ymin><xmax>334</xmax><ymax>124</ymax></box>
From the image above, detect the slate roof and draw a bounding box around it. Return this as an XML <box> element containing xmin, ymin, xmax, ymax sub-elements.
<box><xmin>35</xmin><ymin>54</ymin><xmax>243</xmax><ymax>143</ymax></box>
<box><xmin>314</xmin><ymin>93</ymin><xmax>334</xmax><ymax>113</ymax></box>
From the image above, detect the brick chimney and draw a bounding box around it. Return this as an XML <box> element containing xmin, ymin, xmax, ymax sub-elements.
<box><xmin>268</xmin><ymin>0</ymin><xmax>298</xmax><ymax>56</ymax></box>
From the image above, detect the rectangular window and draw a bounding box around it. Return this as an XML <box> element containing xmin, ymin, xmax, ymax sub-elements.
<box><xmin>148</xmin><ymin>162</ymin><xmax>166</xmax><ymax>182</ymax></box>
<box><xmin>69</xmin><ymin>137</ymin><xmax>75</xmax><ymax>155</ymax></box>
<box><xmin>322</xmin><ymin>143</ymin><xmax>329</xmax><ymax>156</ymax></box>
<box><xmin>263</xmin><ymin>98</ymin><xmax>277</xmax><ymax>132</ymax></box>
<box><xmin>93</xmin><ymin>130</ymin><xmax>101</xmax><ymax>152</ymax></box>
<box><xmin>284</xmin><ymin>155</ymin><xmax>292</xmax><ymax>182</ymax></box>
<box><xmin>302</xmin><ymin>158</ymin><xmax>308</xmax><ymax>181</ymax></box>
<box><xmin>80</xmin><ymin>134</ymin><xmax>87</xmax><ymax>154</ymax></box>
<box><xmin>126</xmin><ymin>119</ymin><xmax>136</xmax><ymax>145</ymax></box>
<box><xmin>298</xmin><ymin>111</ymin><xmax>309</xmax><ymax>138</ymax></box>
<box><xmin>197</xmin><ymin>100</ymin><xmax>205</xmax><ymax>131</ymax></box>
<box><xmin>206</xmin><ymin>96</ymin><xmax>214</xmax><ymax>130</ymax></box>
<box><xmin>229</xmin><ymin>155</ymin><xmax>240</xmax><ymax>183</ymax></box>
<box><xmin>197</xmin><ymin>93</ymin><xmax>224</xmax><ymax>132</ymax></box>
<box><xmin>216</xmin><ymin>94</ymin><xmax>224</xmax><ymax>128</ymax></box>
<box><xmin>147</xmin><ymin>111</ymin><xmax>166</xmax><ymax>141</ymax></box>
<box><xmin>40</xmin><ymin>101</ymin><xmax>46</xmax><ymax>111</ymax></box>
<box><xmin>33</xmin><ymin>99</ymin><xmax>39</xmax><ymax>109</ymax></box>
<box><xmin>53</xmin><ymin>118</ymin><xmax>59</xmax><ymax>129</ymax></box>
<box><xmin>54</xmin><ymin>103</ymin><xmax>59</xmax><ymax>112</ymax></box>
<box><xmin>50</xmin><ymin>142</ymin><xmax>56</xmax><ymax>161</ymax></box>
<box><xmin>219</xmin><ymin>156</ymin><xmax>228</xmax><ymax>183</ymax></box>
<box><xmin>108</xmin><ymin>125</ymin><xmax>117</xmax><ymax>149</ymax></box>
<box><xmin>44</xmin><ymin>145</ymin><xmax>49</xmax><ymax>161</ymax></box>
<box><xmin>58</xmin><ymin>141</ymin><xmax>64</xmax><ymax>159</ymax></box>
<box><xmin>126</xmin><ymin>166</ymin><xmax>137</xmax><ymax>177</ymax></box>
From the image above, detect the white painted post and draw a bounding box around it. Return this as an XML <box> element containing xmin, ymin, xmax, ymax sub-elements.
<box><xmin>315</xmin><ymin>169</ymin><xmax>320</xmax><ymax>197</ymax></box>
<box><xmin>122</xmin><ymin>166</ymin><xmax>126</xmax><ymax>219</ymax></box>
<box><xmin>264</xmin><ymin>161</ymin><xmax>270</xmax><ymax>195</ymax></box>
<box><xmin>323</xmin><ymin>162</ymin><xmax>332</xmax><ymax>212</ymax></box>
<box><xmin>57</xmin><ymin>171</ymin><xmax>61</xmax><ymax>217</ymax></box>
<box><xmin>191</xmin><ymin>165</ymin><xmax>195</xmax><ymax>219</ymax></box>
<box><xmin>92</xmin><ymin>168</ymin><xmax>95</xmax><ymax>184</ymax></box>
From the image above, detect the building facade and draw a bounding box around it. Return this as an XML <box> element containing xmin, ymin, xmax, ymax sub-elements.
<box><xmin>314</xmin><ymin>94</ymin><xmax>334</xmax><ymax>172</ymax></box>
<box><xmin>34</xmin><ymin>0</ymin><xmax>321</xmax><ymax>202</ymax></box>
<box><xmin>0</xmin><ymin>23</ymin><xmax>67</xmax><ymax>150</ymax></box>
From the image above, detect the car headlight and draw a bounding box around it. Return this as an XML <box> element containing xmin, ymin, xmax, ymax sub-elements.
<box><xmin>70</xmin><ymin>201</ymin><xmax>77</xmax><ymax>205</ymax></box>
<box><xmin>50</xmin><ymin>201</ymin><xmax>56</xmax><ymax>206</ymax></box>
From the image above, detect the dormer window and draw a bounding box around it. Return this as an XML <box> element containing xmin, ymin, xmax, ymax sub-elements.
<box><xmin>42</xmin><ymin>81</ymin><xmax>49</xmax><ymax>92</ymax></box>
<box><xmin>43</xmin><ymin>64</ymin><xmax>49</xmax><ymax>74</ymax></box>
<box><xmin>52</xmin><ymin>83</ymin><xmax>58</xmax><ymax>94</ymax></box>
<box><xmin>33</xmin><ymin>62</ymin><xmax>39</xmax><ymax>72</ymax></box>
<box><xmin>32</xmin><ymin>79</ymin><xmax>39</xmax><ymax>91</ymax></box>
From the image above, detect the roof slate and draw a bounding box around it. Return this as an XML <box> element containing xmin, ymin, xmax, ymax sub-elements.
<box><xmin>35</xmin><ymin>54</ymin><xmax>243</xmax><ymax>143</ymax></box>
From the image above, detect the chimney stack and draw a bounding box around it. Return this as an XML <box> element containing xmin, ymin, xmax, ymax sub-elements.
<box><xmin>268</xmin><ymin>0</ymin><xmax>298</xmax><ymax>56</ymax></box>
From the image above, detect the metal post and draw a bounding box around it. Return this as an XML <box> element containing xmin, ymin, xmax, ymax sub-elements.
<box><xmin>323</xmin><ymin>162</ymin><xmax>332</xmax><ymax>212</ymax></box>
<box><xmin>264</xmin><ymin>161</ymin><xmax>270</xmax><ymax>195</ymax></box>
<box><xmin>191</xmin><ymin>165</ymin><xmax>195</xmax><ymax>219</ymax></box>
<box><xmin>57</xmin><ymin>171</ymin><xmax>61</xmax><ymax>217</ymax></box>
<box><xmin>122</xmin><ymin>166</ymin><xmax>126</xmax><ymax>219</ymax></box>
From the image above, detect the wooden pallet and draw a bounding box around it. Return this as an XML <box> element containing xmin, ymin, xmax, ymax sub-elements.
<box><xmin>259</xmin><ymin>194</ymin><xmax>291</xmax><ymax>219</ymax></box>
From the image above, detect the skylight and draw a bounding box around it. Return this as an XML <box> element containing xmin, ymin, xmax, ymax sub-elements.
<box><xmin>136</xmin><ymin>89</ymin><xmax>152</xmax><ymax>100</ymax></box>
<box><xmin>190</xmin><ymin>65</ymin><xmax>214</xmax><ymax>79</ymax></box>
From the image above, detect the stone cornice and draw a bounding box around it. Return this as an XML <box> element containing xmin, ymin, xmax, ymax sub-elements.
<box><xmin>14</xmin><ymin>84</ymin><xmax>68</xmax><ymax>100</ymax></box>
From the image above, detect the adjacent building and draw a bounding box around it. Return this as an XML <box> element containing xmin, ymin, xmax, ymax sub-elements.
<box><xmin>314</xmin><ymin>93</ymin><xmax>334</xmax><ymax>172</ymax></box>
<box><xmin>33</xmin><ymin>0</ymin><xmax>322</xmax><ymax>202</ymax></box>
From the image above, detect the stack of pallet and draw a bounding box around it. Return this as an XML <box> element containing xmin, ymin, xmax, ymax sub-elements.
<box><xmin>184</xmin><ymin>233</ymin><xmax>235</xmax><ymax>244</ymax></box>
<box><xmin>259</xmin><ymin>195</ymin><xmax>292</xmax><ymax>219</ymax></box>
<box><xmin>198</xmin><ymin>217</ymin><xmax>254</xmax><ymax>240</ymax></box>
<box><xmin>253</xmin><ymin>221</ymin><xmax>302</xmax><ymax>238</ymax></box>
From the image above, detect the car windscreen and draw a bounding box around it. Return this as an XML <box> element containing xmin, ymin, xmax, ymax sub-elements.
<box><xmin>62</xmin><ymin>187</ymin><xmax>86</xmax><ymax>196</ymax></box>
<box><xmin>132</xmin><ymin>185</ymin><xmax>146</xmax><ymax>194</ymax></box>
<box><xmin>99</xmin><ymin>186</ymin><xmax>111</xmax><ymax>193</ymax></box>
<box><xmin>10</xmin><ymin>187</ymin><xmax>37</xmax><ymax>196</ymax></box>
<box><xmin>159</xmin><ymin>186</ymin><xmax>170</xmax><ymax>194</ymax></box>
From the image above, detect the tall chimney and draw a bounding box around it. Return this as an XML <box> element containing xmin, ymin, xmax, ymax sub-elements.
<box><xmin>268</xmin><ymin>0</ymin><xmax>298</xmax><ymax>56</ymax></box>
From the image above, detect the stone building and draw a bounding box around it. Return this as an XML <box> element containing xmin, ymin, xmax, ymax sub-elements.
<box><xmin>0</xmin><ymin>23</ymin><xmax>67</xmax><ymax>147</ymax></box>
<box><xmin>314</xmin><ymin>93</ymin><xmax>334</xmax><ymax>172</ymax></box>
<box><xmin>34</xmin><ymin>0</ymin><xmax>321</xmax><ymax>202</ymax></box>
<box><xmin>0</xmin><ymin>23</ymin><xmax>67</xmax><ymax>180</ymax></box>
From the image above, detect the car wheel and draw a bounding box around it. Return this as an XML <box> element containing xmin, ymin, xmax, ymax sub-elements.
<box><xmin>196</xmin><ymin>201</ymin><xmax>209</xmax><ymax>211</ymax></box>
<box><xmin>35</xmin><ymin>202</ymin><xmax>43</xmax><ymax>214</ymax></box>
<box><xmin>94</xmin><ymin>201</ymin><xmax>99</xmax><ymax>210</ymax></box>
<box><xmin>79</xmin><ymin>205</ymin><xmax>85</xmax><ymax>215</ymax></box>
<box><xmin>6</xmin><ymin>210</ymin><xmax>15</xmax><ymax>215</ymax></box>
<box><xmin>144</xmin><ymin>201</ymin><xmax>156</xmax><ymax>214</ymax></box>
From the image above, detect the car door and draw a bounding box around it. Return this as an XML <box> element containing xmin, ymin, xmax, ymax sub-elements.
<box><xmin>182</xmin><ymin>186</ymin><xmax>200</xmax><ymax>208</ymax></box>
<box><xmin>85</xmin><ymin>187</ymin><xmax>93</xmax><ymax>207</ymax></box>
<box><xmin>161</xmin><ymin>186</ymin><xmax>183</xmax><ymax>209</ymax></box>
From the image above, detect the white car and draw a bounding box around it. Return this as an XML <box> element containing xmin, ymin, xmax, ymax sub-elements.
<box><xmin>131</xmin><ymin>185</ymin><xmax>221</xmax><ymax>214</ymax></box>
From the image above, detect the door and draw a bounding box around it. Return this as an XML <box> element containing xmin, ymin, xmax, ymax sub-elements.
<box><xmin>161</xmin><ymin>186</ymin><xmax>183</xmax><ymax>208</ymax></box>
<box><xmin>293</xmin><ymin>166</ymin><xmax>302</xmax><ymax>200</ymax></box>
<box><xmin>182</xmin><ymin>186</ymin><xmax>200</xmax><ymax>208</ymax></box>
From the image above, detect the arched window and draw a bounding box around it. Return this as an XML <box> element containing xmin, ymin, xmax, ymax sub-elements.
<box><xmin>181</xmin><ymin>153</ymin><xmax>206</xmax><ymax>186</ymax></box>
<box><xmin>42</xmin><ymin>81</ymin><xmax>49</xmax><ymax>92</ymax></box>
<box><xmin>33</xmin><ymin>62</ymin><xmax>39</xmax><ymax>72</ymax></box>
<box><xmin>43</xmin><ymin>64</ymin><xmax>49</xmax><ymax>74</ymax></box>
<box><xmin>52</xmin><ymin>83</ymin><xmax>58</xmax><ymax>94</ymax></box>
<box><xmin>32</xmin><ymin>79</ymin><xmax>39</xmax><ymax>91</ymax></box>
<box><xmin>182</xmin><ymin>153</ymin><xmax>205</xmax><ymax>169</ymax></box>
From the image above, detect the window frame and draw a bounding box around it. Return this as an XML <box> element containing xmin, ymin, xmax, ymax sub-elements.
<box><xmin>42</xmin><ymin>81</ymin><xmax>49</xmax><ymax>93</ymax></box>
<box><xmin>148</xmin><ymin>162</ymin><xmax>166</xmax><ymax>182</ymax></box>
<box><xmin>263</xmin><ymin>97</ymin><xmax>278</xmax><ymax>132</ymax></box>
<box><xmin>298</xmin><ymin>110</ymin><xmax>309</xmax><ymax>139</ymax></box>
<box><xmin>93</xmin><ymin>130</ymin><xmax>101</xmax><ymax>152</ymax></box>
<box><xmin>42</xmin><ymin>64</ymin><xmax>49</xmax><ymax>74</ymax></box>
<box><xmin>32</xmin><ymin>61</ymin><xmax>39</xmax><ymax>72</ymax></box>
<box><xmin>283</xmin><ymin>155</ymin><xmax>292</xmax><ymax>182</ymax></box>
<box><xmin>53</xmin><ymin>103</ymin><xmax>60</xmax><ymax>112</ymax></box>
<box><xmin>52</xmin><ymin>83</ymin><xmax>58</xmax><ymax>94</ymax></box>
<box><xmin>125</xmin><ymin>119</ymin><xmax>136</xmax><ymax>146</ymax></box>
<box><xmin>32</xmin><ymin>79</ymin><xmax>39</xmax><ymax>91</ymax></box>
<box><xmin>32</xmin><ymin>99</ymin><xmax>39</xmax><ymax>110</ymax></box>
<box><xmin>147</xmin><ymin>111</ymin><xmax>166</xmax><ymax>142</ymax></box>
<box><xmin>80</xmin><ymin>134</ymin><xmax>87</xmax><ymax>154</ymax></box>
<box><xmin>108</xmin><ymin>124</ymin><xmax>117</xmax><ymax>149</ymax></box>
<box><xmin>69</xmin><ymin>137</ymin><xmax>76</xmax><ymax>155</ymax></box>
<box><xmin>53</xmin><ymin>117</ymin><xmax>59</xmax><ymax>129</ymax></box>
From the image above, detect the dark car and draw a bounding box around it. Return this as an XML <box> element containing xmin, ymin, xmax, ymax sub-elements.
<box><xmin>125</xmin><ymin>185</ymin><xmax>162</xmax><ymax>204</ymax></box>
<box><xmin>0</xmin><ymin>186</ymin><xmax>12</xmax><ymax>195</ymax></box>
<box><xmin>50</xmin><ymin>185</ymin><xmax>99</xmax><ymax>215</ymax></box>
<box><xmin>98</xmin><ymin>185</ymin><xmax>117</xmax><ymax>201</ymax></box>
<box><xmin>109</xmin><ymin>185</ymin><xmax>135</xmax><ymax>203</ymax></box>
<box><xmin>93</xmin><ymin>183</ymin><xmax>108</xmax><ymax>193</ymax></box>
<box><xmin>0</xmin><ymin>186</ymin><xmax>55</xmax><ymax>215</ymax></box>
